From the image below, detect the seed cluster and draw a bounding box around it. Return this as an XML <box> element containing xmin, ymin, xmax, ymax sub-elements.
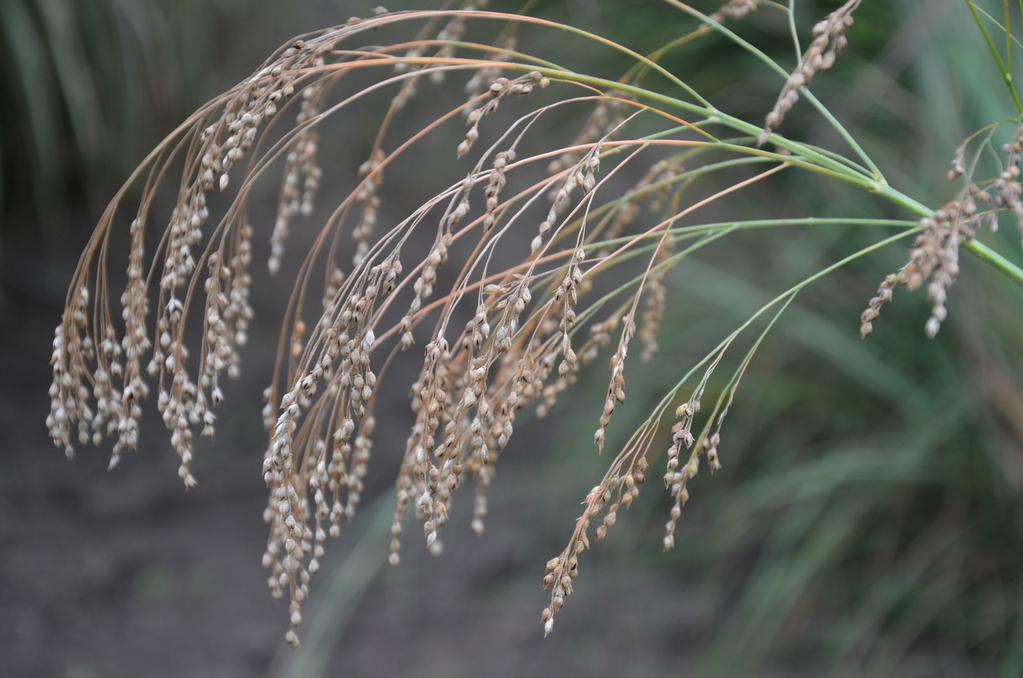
<box><xmin>711</xmin><ymin>0</ymin><xmax>761</xmax><ymax>22</ymax></box>
<box><xmin>759</xmin><ymin>0</ymin><xmax>861</xmax><ymax>146</ymax></box>
<box><xmin>640</xmin><ymin>242</ymin><xmax>671</xmax><ymax>362</ymax></box>
<box><xmin>994</xmin><ymin>126</ymin><xmax>1023</xmax><ymax>246</ymax></box>
<box><xmin>542</xmin><ymin>454</ymin><xmax>649</xmax><ymax>637</ymax></box>
<box><xmin>271</xmin><ymin>84</ymin><xmax>326</xmax><ymax>275</ymax></box>
<box><xmin>660</xmin><ymin>350</ymin><xmax>726</xmax><ymax>550</ymax></box>
<box><xmin>548</xmin><ymin>96</ymin><xmax>629</xmax><ymax>175</ymax></box>
<box><xmin>47</xmin><ymin>34</ymin><xmax>339</xmax><ymax>481</ymax></box>
<box><xmin>263</xmin><ymin>251</ymin><xmax>402</xmax><ymax>644</ymax></box>
<box><xmin>862</xmin><ymin>189</ymin><xmax>991</xmax><ymax>339</ymax></box>
<box><xmin>458</xmin><ymin>71</ymin><xmax>549</xmax><ymax>159</ymax></box>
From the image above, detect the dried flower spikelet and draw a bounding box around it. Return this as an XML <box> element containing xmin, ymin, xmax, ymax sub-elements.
<box><xmin>47</xmin><ymin>286</ymin><xmax>91</xmax><ymax>459</ymax></box>
<box><xmin>759</xmin><ymin>0</ymin><xmax>861</xmax><ymax>145</ymax></box>
<box><xmin>323</xmin><ymin>267</ymin><xmax>346</xmax><ymax>311</ymax></box>
<box><xmin>995</xmin><ymin>126</ymin><xmax>1023</xmax><ymax>245</ymax></box>
<box><xmin>108</xmin><ymin>37</ymin><xmax>340</xmax><ymax>492</ymax></box>
<box><xmin>399</xmin><ymin>184</ymin><xmax>470</xmax><ymax>340</ymax></box>
<box><xmin>704</xmin><ymin>433</ymin><xmax>722</xmax><ymax>472</ymax></box>
<box><xmin>524</xmin><ymin>256</ymin><xmax>586</xmax><ymax>418</ymax></box>
<box><xmin>420</xmin><ymin>279</ymin><xmax>537</xmax><ymax>535</ymax></box>
<box><xmin>113</xmin><ymin>217</ymin><xmax>152</xmax><ymax>459</ymax></box>
<box><xmin>711</xmin><ymin>0</ymin><xmax>761</xmax><ymax>22</ymax></box>
<box><xmin>947</xmin><ymin>144</ymin><xmax>966</xmax><ymax>183</ymax></box>
<box><xmin>458</xmin><ymin>71</ymin><xmax>548</xmax><ymax>159</ymax></box>
<box><xmin>352</xmin><ymin>149</ymin><xmax>386</xmax><ymax>267</ymax></box>
<box><xmin>270</xmin><ymin>84</ymin><xmax>325</xmax><ymax>274</ymax></box>
<box><xmin>463</xmin><ymin>35</ymin><xmax>517</xmax><ymax>112</ymax></box>
<box><xmin>639</xmin><ymin>282</ymin><xmax>665</xmax><ymax>362</ymax></box>
<box><xmin>258</xmin><ymin>260</ymin><xmax>389</xmax><ymax>648</ymax></box>
<box><xmin>536</xmin><ymin>312</ymin><xmax>616</xmax><ymax>419</ymax></box>
<box><xmin>403</xmin><ymin>231</ymin><xmax>455</xmax><ymax>345</ymax></box>
<box><xmin>542</xmin><ymin>454</ymin><xmax>649</xmax><ymax>635</ymax></box>
<box><xmin>483</xmin><ymin>148</ymin><xmax>516</xmax><ymax>230</ymax></box>
<box><xmin>640</xmin><ymin>242</ymin><xmax>672</xmax><ymax>362</ymax></box>
<box><xmin>534</xmin><ymin>151</ymin><xmax>601</xmax><ymax>255</ymax></box>
<box><xmin>388</xmin><ymin>1</ymin><xmax>490</xmax><ymax>104</ymax></box>
<box><xmin>594</xmin><ymin>316</ymin><xmax>635</xmax><ymax>451</ymax></box>
<box><xmin>540</xmin><ymin>486</ymin><xmax>599</xmax><ymax>637</ymax></box>
<box><xmin>391</xmin><ymin>337</ymin><xmax>454</xmax><ymax>558</ymax></box>
<box><xmin>862</xmin><ymin>193</ymin><xmax>986</xmax><ymax>338</ymax></box>
<box><xmin>548</xmin><ymin>94</ymin><xmax>630</xmax><ymax>175</ymax></box>
<box><xmin>660</xmin><ymin>397</ymin><xmax>704</xmax><ymax>549</ymax></box>
<box><xmin>859</xmin><ymin>273</ymin><xmax>896</xmax><ymax>338</ymax></box>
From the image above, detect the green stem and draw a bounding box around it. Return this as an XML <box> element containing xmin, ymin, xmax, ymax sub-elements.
<box><xmin>661</xmin><ymin>0</ymin><xmax>884</xmax><ymax>180</ymax></box>
<box><xmin>542</xmin><ymin>65</ymin><xmax>1023</xmax><ymax>290</ymax></box>
<box><xmin>529</xmin><ymin>66</ymin><xmax>873</xmax><ymax>186</ymax></box>
<box><xmin>965</xmin><ymin>0</ymin><xmax>1023</xmax><ymax>114</ymax></box>
<box><xmin>973</xmin><ymin>3</ymin><xmax>1023</xmax><ymax>54</ymax></box>
<box><xmin>964</xmin><ymin>240</ymin><xmax>1023</xmax><ymax>286</ymax></box>
<box><xmin>438</xmin><ymin>38</ymin><xmax>1023</xmax><ymax>291</ymax></box>
<box><xmin>595</xmin><ymin>65</ymin><xmax>1023</xmax><ymax>289</ymax></box>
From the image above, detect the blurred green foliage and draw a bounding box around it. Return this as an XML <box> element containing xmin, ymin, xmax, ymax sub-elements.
<box><xmin>0</xmin><ymin>0</ymin><xmax>243</xmax><ymax>218</ymax></box>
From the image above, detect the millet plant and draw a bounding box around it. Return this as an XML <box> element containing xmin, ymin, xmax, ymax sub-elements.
<box><xmin>46</xmin><ymin>0</ymin><xmax>1023</xmax><ymax>648</ymax></box>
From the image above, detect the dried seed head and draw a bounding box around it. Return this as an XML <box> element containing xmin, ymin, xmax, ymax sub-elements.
<box><xmin>862</xmin><ymin>194</ymin><xmax>986</xmax><ymax>338</ymax></box>
<box><xmin>759</xmin><ymin>0</ymin><xmax>861</xmax><ymax>145</ymax></box>
<box><xmin>711</xmin><ymin>0</ymin><xmax>761</xmax><ymax>22</ymax></box>
<box><xmin>994</xmin><ymin>126</ymin><xmax>1023</xmax><ymax>246</ymax></box>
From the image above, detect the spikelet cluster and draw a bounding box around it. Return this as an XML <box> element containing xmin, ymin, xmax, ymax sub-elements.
<box><xmin>458</xmin><ymin>71</ymin><xmax>549</xmax><ymax>159</ymax></box>
<box><xmin>862</xmin><ymin>187</ymin><xmax>990</xmax><ymax>339</ymax></box>
<box><xmin>759</xmin><ymin>0</ymin><xmax>861</xmax><ymax>145</ymax></box>
<box><xmin>541</xmin><ymin>455</ymin><xmax>649</xmax><ymax>636</ymax></box>
<box><xmin>711</xmin><ymin>0</ymin><xmax>761</xmax><ymax>22</ymax></box>
<box><xmin>47</xmin><ymin>34</ymin><xmax>337</xmax><ymax>483</ymax></box>
<box><xmin>994</xmin><ymin>126</ymin><xmax>1023</xmax><ymax>246</ymax></box>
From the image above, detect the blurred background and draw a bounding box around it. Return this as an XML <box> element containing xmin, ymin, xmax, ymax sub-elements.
<box><xmin>2</xmin><ymin>1</ymin><xmax>1023</xmax><ymax>677</ymax></box>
